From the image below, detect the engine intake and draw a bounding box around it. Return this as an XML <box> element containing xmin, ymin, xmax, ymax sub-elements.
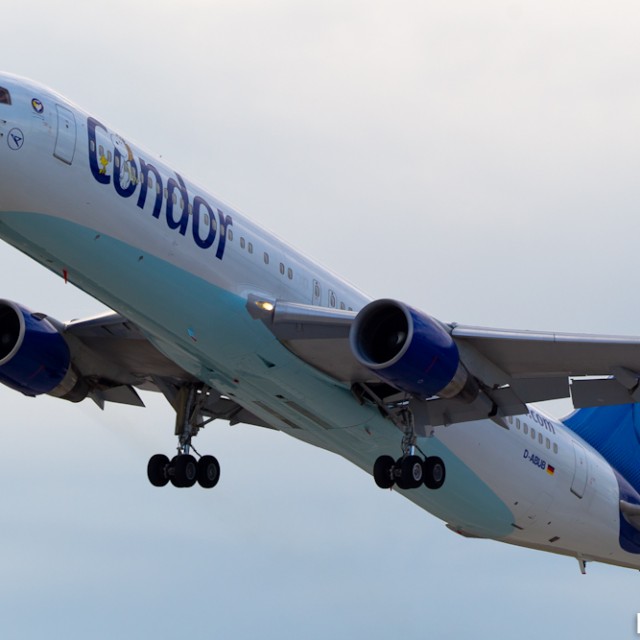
<box><xmin>350</xmin><ymin>299</ymin><xmax>477</xmax><ymax>401</ymax></box>
<box><xmin>0</xmin><ymin>300</ymin><xmax>86</xmax><ymax>401</ymax></box>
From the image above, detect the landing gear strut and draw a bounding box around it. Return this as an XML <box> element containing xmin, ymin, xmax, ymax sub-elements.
<box><xmin>372</xmin><ymin>408</ymin><xmax>446</xmax><ymax>491</ymax></box>
<box><xmin>147</xmin><ymin>385</ymin><xmax>221</xmax><ymax>489</ymax></box>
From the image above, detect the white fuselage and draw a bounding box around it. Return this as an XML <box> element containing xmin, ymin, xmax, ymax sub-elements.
<box><xmin>0</xmin><ymin>73</ymin><xmax>636</xmax><ymax>570</ymax></box>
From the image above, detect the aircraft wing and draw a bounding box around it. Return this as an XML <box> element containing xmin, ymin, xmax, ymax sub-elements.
<box><xmin>62</xmin><ymin>311</ymin><xmax>270</xmax><ymax>428</ymax></box>
<box><xmin>248</xmin><ymin>297</ymin><xmax>640</xmax><ymax>421</ymax></box>
<box><xmin>450</xmin><ymin>324</ymin><xmax>640</xmax><ymax>408</ymax></box>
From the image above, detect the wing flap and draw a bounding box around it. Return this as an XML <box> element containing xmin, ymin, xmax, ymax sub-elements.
<box><xmin>59</xmin><ymin>311</ymin><xmax>271</xmax><ymax>428</ymax></box>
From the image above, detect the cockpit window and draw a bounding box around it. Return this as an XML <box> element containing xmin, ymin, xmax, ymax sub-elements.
<box><xmin>0</xmin><ymin>87</ymin><xmax>11</xmax><ymax>105</ymax></box>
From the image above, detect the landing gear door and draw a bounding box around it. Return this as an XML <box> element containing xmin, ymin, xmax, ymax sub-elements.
<box><xmin>53</xmin><ymin>104</ymin><xmax>77</xmax><ymax>165</ymax></box>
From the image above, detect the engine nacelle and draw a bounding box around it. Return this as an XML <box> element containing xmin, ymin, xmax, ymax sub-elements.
<box><xmin>0</xmin><ymin>300</ymin><xmax>85</xmax><ymax>400</ymax></box>
<box><xmin>350</xmin><ymin>299</ymin><xmax>477</xmax><ymax>401</ymax></box>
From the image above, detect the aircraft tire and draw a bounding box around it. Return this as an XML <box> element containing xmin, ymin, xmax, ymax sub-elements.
<box><xmin>401</xmin><ymin>455</ymin><xmax>424</xmax><ymax>488</ymax></box>
<box><xmin>197</xmin><ymin>455</ymin><xmax>220</xmax><ymax>488</ymax></box>
<box><xmin>423</xmin><ymin>456</ymin><xmax>446</xmax><ymax>490</ymax></box>
<box><xmin>373</xmin><ymin>455</ymin><xmax>395</xmax><ymax>488</ymax></box>
<box><xmin>171</xmin><ymin>454</ymin><xmax>198</xmax><ymax>488</ymax></box>
<box><xmin>393</xmin><ymin>456</ymin><xmax>412</xmax><ymax>490</ymax></box>
<box><xmin>147</xmin><ymin>454</ymin><xmax>170</xmax><ymax>487</ymax></box>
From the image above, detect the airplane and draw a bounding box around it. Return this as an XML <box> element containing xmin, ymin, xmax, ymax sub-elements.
<box><xmin>1</xmin><ymin>72</ymin><xmax>640</xmax><ymax>575</ymax></box>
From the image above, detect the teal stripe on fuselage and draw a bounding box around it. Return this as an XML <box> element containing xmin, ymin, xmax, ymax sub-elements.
<box><xmin>0</xmin><ymin>210</ymin><xmax>515</xmax><ymax>538</ymax></box>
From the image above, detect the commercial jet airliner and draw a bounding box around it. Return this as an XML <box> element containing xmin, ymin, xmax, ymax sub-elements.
<box><xmin>2</xmin><ymin>73</ymin><xmax>640</xmax><ymax>574</ymax></box>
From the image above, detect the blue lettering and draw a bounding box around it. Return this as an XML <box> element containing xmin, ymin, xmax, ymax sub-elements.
<box><xmin>136</xmin><ymin>159</ymin><xmax>163</xmax><ymax>219</ymax></box>
<box><xmin>215</xmin><ymin>209</ymin><xmax>233</xmax><ymax>260</ymax></box>
<box><xmin>166</xmin><ymin>174</ymin><xmax>189</xmax><ymax>236</ymax></box>
<box><xmin>87</xmin><ymin>118</ymin><xmax>233</xmax><ymax>259</ymax></box>
<box><xmin>113</xmin><ymin>142</ymin><xmax>138</xmax><ymax>198</ymax></box>
<box><xmin>88</xmin><ymin>117</ymin><xmax>110</xmax><ymax>185</ymax></box>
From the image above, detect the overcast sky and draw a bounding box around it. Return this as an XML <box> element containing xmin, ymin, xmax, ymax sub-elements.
<box><xmin>2</xmin><ymin>1</ymin><xmax>640</xmax><ymax>638</ymax></box>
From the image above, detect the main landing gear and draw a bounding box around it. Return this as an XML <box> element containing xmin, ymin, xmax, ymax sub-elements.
<box><xmin>147</xmin><ymin>385</ymin><xmax>221</xmax><ymax>489</ymax></box>
<box><xmin>373</xmin><ymin>453</ymin><xmax>445</xmax><ymax>490</ymax></box>
<box><xmin>147</xmin><ymin>452</ymin><xmax>220</xmax><ymax>488</ymax></box>
<box><xmin>372</xmin><ymin>409</ymin><xmax>446</xmax><ymax>491</ymax></box>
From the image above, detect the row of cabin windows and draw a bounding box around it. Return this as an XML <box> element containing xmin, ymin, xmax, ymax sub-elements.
<box><xmin>226</xmin><ymin>229</ymin><xmax>294</xmax><ymax>280</ymax></box>
<box><xmin>513</xmin><ymin>417</ymin><xmax>559</xmax><ymax>454</ymax></box>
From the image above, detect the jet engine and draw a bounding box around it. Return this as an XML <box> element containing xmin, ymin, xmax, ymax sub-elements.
<box><xmin>350</xmin><ymin>299</ymin><xmax>477</xmax><ymax>401</ymax></box>
<box><xmin>0</xmin><ymin>300</ymin><xmax>87</xmax><ymax>401</ymax></box>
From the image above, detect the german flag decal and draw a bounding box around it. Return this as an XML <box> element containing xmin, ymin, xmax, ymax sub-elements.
<box><xmin>546</xmin><ymin>465</ymin><xmax>555</xmax><ymax>476</ymax></box>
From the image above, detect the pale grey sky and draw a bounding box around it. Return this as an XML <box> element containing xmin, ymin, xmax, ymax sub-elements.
<box><xmin>1</xmin><ymin>1</ymin><xmax>640</xmax><ymax>638</ymax></box>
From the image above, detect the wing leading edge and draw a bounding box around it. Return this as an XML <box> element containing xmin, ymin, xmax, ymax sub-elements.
<box><xmin>248</xmin><ymin>296</ymin><xmax>640</xmax><ymax>425</ymax></box>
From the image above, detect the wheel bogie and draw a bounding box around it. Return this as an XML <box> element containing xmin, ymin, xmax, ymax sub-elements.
<box><xmin>372</xmin><ymin>453</ymin><xmax>446</xmax><ymax>491</ymax></box>
<box><xmin>147</xmin><ymin>452</ymin><xmax>221</xmax><ymax>489</ymax></box>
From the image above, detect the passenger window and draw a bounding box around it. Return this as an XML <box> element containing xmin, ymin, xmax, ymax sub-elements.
<box><xmin>523</xmin><ymin>424</ymin><xmax>528</xmax><ymax>435</ymax></box>
<box><xmin>287</xmin><ymin>267</ymin><xmax>292</xmax><ymax>279</ymax></box>
<box><xmin>227</xmin><ymin>228</ymin><xmax>233</xmax><ymax>241</ymax></box>
<box><xmin>329</xmin><ymin>290</ymin><xmax>336</xmax><ymax>308</ymax></box>
<box><xmin>279</xmin><ymin>263</ymin><xmax>285</xmax><ymax>275</ymax></box>
<box><xmin>553</xmin><ymin>443</ymin><xmax>558</xmax><ymax>454</ymax></box>
<box><xmin>545</xmin><ymin>438</ymin><xmax>550</xmax><ymax>449</ymax></box>
<box><xmin>0</xmin><ymin>87</ymin><xmax>12</xmax><ymax>105</ymax></box>
<box><xmin>240</xmin><ymin>237</ymin><xmax>246</xmax><ymax>249</ymax></box>
<box><xmin>538</xmin><ymin>433</ymin><xmax>543</xmax><ymax>444</ymax></box>
<box><xmin>515</xmin><ymin>418</ymin><xmax>520</xmax><ymax>430</ymax></box>
<box><xmin>264</xmin><ymin>252</ymin><xmax>269</xmax><ymax>265</ymax></box>
<box><xmin>314</xmin><ymin>282</ymin><xmax>320</xmax><ymax>298</ymax></box>
<box><xmin>531</xmin><ymin>428</ymin><xmax>536</xmax><ymax>439</ymax></box>
<box><xmin>248</xmin><ymin>242</ymin><xmax>254</xmax><ymax>254</ymax></box>
<box><xmin>340</xmin><ymin>302</ymin><xmax>345</xmax><ymax>310</ymax></box>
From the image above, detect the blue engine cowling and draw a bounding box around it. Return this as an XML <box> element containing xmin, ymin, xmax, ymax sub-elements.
<box><xmin>0</xmin><ymin>300</ymin><xmax>73</xmax><ymax>397</ymax></box>
<box><xmin>350</xmin><ymin>299</ymin><xmax>476</xmax><ymax>400</ymax></box>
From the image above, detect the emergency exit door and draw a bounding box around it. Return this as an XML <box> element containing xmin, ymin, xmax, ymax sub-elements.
<box><xmin>53</xmin><ymin>104</ymin><xmax>76</xmax><ymax>164</ymax></box>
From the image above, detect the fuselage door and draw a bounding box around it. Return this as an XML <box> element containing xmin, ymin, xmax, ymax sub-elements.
<box><xmin>570</xmin><ymin>440</ymin><xmax>588</xmax><ymax>498</ymax></box>
<box><xmin>54</xmin><ymin>104</ymin><xmax>76</xmax><ymax>165</ymax></box>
